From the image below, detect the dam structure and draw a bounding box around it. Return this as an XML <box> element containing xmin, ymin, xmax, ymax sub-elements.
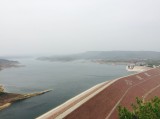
<box><xmin>37</xmin><ymin>67</ymin><xmax>160</xmax><ymax>119</ymax></box>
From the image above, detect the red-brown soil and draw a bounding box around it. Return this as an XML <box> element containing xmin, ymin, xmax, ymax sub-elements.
<box><xmin>65</xmin><ymin>68</ymin><xmax>160</xmax><ymax>119</ymax></box>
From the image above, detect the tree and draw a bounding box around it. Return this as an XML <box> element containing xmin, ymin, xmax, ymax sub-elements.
<box><xmin>118</xmin><ymin>97</ymin><xmax>160</xmax><ymax>119</ymax></box>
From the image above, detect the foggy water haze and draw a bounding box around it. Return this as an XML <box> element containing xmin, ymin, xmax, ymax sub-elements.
<box><xmin>0</xmin><ymin>0</ymin><xmax>160</xmax><ymax>56</ymax></box>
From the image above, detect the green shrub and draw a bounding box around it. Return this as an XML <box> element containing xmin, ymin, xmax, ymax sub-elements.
<box><xmin>118</xmin><ymin>97</ymin><xmax>160</xmax><ymax>119</ymax></box>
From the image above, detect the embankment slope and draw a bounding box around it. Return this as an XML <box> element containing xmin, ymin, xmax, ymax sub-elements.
<box><xmin>37</xmin><ymin>67</ymin><xmax>160</xmax><ymax>119</ymax></box>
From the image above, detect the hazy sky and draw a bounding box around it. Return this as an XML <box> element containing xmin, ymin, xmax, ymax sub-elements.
<box><xmin>0</xmin><ymin>0</ymin><xmax>160</xmax><ymax>56</ymax></box>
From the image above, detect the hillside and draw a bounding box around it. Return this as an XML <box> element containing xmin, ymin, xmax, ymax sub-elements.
<box><xmin>0</xmin><ymin>59</ymin><xmax>20</xmax><ymax>70</ymax></box>
<box><xmin>38</xmin><ymin>51</ymin><xmax>160</xmax><ymax>64</ymax></box>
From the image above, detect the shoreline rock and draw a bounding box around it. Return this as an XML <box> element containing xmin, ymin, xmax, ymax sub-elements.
<box><xmin>0</xmin><ymin>103</ymin><xmax>11</xmax><ymax>110</ymax></box>
<box><xmin>0</xmin><ymin>86</ymin><xmax>52</xmax><ymax>110</ymax></box>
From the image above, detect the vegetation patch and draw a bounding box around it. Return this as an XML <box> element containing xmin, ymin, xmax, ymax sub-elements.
<box><xmin>118</xmin><ymin>97</ymin><xmax>160</xmax><ymax>119</ymax></box>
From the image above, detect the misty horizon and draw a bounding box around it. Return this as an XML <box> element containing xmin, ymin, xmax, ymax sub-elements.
<box><xmin>0</xmin><ymin>0</ymin><xmax>160</xmax><ymax>56</ymax></box>
<box><xmin>1</xmin><ymin>50</ymin><xmax>160</xmax><ymax>58</ymax></box>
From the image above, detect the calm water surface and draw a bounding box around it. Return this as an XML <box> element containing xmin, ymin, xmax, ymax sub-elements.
<box><xmin>0</xmin><ymin>59</ymin><xmax>132</xmax><ymax>119</ymax></box>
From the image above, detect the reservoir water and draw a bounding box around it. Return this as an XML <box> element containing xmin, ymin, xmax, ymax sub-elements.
<box><xmin>0</xmin><ymin>59</ymin><xmax>132</xmax><ymax>119</ymax></box>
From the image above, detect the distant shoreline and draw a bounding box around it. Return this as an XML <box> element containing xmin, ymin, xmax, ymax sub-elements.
<box><xmin>126</xmin><ymin>66</ymin><xmax>152</xmax><ymax>72</ymax></box>
<box><xmin>0</xmin><ymin>59</ymin><xmax>22</xmax><ymax>71</ymax></box>
<box><xmin>37</xmin><ymin>58</ymin><xmax>136</xmax><ymax>65</ymax></box>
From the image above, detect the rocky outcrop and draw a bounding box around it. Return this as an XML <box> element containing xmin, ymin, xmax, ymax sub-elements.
<box><xmin>0</xmin><ymin>87</ymin><xmax>52</xmax><ymax>110</ymax></box>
